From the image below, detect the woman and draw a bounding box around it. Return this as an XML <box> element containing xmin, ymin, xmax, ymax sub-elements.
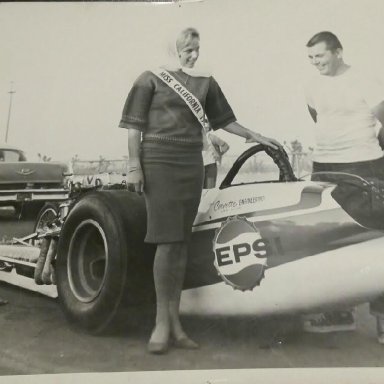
<box><xmin>119</xmin><ymin>27</ymin><xmax>281</xmax><ymax>354</ymax></box>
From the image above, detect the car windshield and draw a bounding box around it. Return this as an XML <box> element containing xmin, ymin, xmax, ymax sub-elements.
<box><xmin>226</xmin><ymin>150</ymin><xmax>281</xmax><ymax>185</ymax></box>
<box><xmin>0</xmin><ymin>149</ymin><xmax>27</xmax><ymax>162</ymax></box>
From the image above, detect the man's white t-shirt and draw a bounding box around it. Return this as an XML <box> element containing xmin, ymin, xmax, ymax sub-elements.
<box><xmin>305</xmin><ymin>67</ymin><xmax>384</xmax><ymax>163</ymax></box>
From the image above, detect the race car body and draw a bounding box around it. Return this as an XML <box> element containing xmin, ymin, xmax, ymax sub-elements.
<box><xmin>0</xmin><ymin>144</ymin><xmax>384</xmax><ymax>335</ymax></box>
<box><xmin>183</xmin><ymin>180</ymin><xmax>384</xmax><ymax>316</ymax></box>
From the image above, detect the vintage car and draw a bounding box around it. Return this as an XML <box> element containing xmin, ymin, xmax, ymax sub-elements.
<box><xmin>0</xmin><ymin>143</ymin><xmax>70</xmax><ymax>238</ymax></box>
<box><xmin>1</xmin><ymin>144</ymin><xmax>384</xmax><ymax>341</ymax></box>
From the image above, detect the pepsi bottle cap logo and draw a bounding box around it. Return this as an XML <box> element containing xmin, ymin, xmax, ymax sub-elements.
<box><xmin>213</xmin><ymin>216</ymin><xmax>268</xmax><ymax>291</ymax></box>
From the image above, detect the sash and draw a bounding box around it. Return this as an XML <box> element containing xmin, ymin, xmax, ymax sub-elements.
<box><xmin>151</xmin><ymin>67</ymin><xmax>221</xmax><ymax>162</ymax></box>
<box><xmin>151</xmin><ymin>67</ymin><xmax>206</xmax><ymax>128</ymax></box>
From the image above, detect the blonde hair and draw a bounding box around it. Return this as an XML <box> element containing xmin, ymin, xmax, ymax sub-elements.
<box><xmin>176</xmin><ymin>27</ymin><xmax>200</xmax><ymax>53</ymax></box>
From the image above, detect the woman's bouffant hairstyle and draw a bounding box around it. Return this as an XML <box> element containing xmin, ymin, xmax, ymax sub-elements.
<box><xmin>176</xmin><ymin>27</ymin><xmax>200</xmax><ymax>53</ymax></box>
<box><xmin>306</xmin><ymin>31</ymin><xmax>343</xmax><ymax>52</ymax></box>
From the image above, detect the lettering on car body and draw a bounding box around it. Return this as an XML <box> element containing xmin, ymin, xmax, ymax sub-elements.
<box><xmin>213</xmin><ymin>216</ymin><xmax>269</xmax><ymax>291</ymax></box>
<box><xmin>213</xmin><ymin>196</ymin><xmax>265</xmax><ymax>213</ymax></box>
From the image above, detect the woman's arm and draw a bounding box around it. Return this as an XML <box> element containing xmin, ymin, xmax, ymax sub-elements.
<box><xmin>221</xmin><ymin>121</ymin><xmax>282</xmax><ymax>150</ymax></box>
<box><xmin>127</xmin><ymin>125</ymin><xmax>144</xmax><ymax>193</ymax></box>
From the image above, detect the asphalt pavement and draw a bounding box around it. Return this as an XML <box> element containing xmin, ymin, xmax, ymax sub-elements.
<box><xmin>1</xmin><ymin>276</ymin><xmax>384</xmax><ymax>378</ymax></box>
<box><xmin>2</xmin><ymin>217</ymin><xmax>384</xmax><ymax>383</ymax></box>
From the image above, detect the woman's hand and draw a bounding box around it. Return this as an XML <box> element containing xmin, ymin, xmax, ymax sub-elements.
<box><xmin>245</xmin><ymin>132</ymin><xmax>282</xmax><ymax>150</ymax></box>
<box><xmin>127</xmin><ymin>167</ymin><xmax>144</xmax><ymax>194</ymax></box>
<box><xmin>127</xmin><ymin>128</ymin><xmax>144</xmax><ymax>193</ymax></box>
<box><xmin>209</xmin><ymin>133</ymin><xmax>230</xmax><ymax>157</ymax></box>
<box><xmin>221</xmin><ymin>121</ymin><xmax>282</xmax><ymax>151</ymax></box>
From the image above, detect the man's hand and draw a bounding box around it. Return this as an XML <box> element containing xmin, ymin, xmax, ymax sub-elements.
<box><xmin>372</xmin><ymin>101</ymin><xmax>384</xmax><ymax>150</ymax></box>
<box><xmin>127</xmin><ymin>167</ymin><xmax>144</xmax><ymax>194</ymax></box>
<box><xmin>378</xmin><ymin>127</ymin><xmax>384</xmax><ymax>150</ymax></box>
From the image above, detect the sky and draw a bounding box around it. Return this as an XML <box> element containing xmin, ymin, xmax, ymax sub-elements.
<box><xmin>1</xmin><ymin>0</ymin><xmax>384</xmax><ymax>162</ymax></box>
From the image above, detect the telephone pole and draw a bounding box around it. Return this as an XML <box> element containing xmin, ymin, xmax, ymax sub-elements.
<box><xmin>5</xmin><ymin>81</ymin><xmax>15</xmax><ymax>143</ymax></box>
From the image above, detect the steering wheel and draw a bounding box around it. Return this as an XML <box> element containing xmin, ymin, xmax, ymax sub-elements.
<box><xmin>219</xmin><ymin>144</ymin><xmax>298</xmax><ymax>189</ymax></box>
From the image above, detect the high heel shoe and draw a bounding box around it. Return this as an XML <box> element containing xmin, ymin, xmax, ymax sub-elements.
<box><xmin>147</xmin><ymin>329</ymin><xmax>170</xmax><ymax>355</ymax></box>
<box><xmin>172</xmin><ymin>336</ymin><xmax>199</xmax><ymax>350</ymax></box>
<box><xmin>147</xmin><ymin>340</ymin><xmax>169</xmax><ymax>354</ymax></box>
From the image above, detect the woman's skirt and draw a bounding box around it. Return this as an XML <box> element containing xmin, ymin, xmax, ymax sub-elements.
<box><xmin>141</xmin><ymin>141</ymin><xmax>204</xmax><ymax>244</ymax></box>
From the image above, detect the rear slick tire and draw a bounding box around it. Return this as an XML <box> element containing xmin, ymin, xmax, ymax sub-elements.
<box><xmin>56</xmin><ymin>191</ymin><xmax>151</xmax><ymax>334</ymax></box>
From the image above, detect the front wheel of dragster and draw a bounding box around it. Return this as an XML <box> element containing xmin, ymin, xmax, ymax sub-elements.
<box><xmin>34</xmin><ymin>203</ymin><xmax>59</xmax><ymax>234</ymax></box>
<box><xmin>56</xmin><ymin>192</ymin><xmax>137</xmax><ymax>334</ymax></box>
<box><xmin>32</xmin><ymin>203</ymin><xmax>60</xmax><ymax>246</ymax></box>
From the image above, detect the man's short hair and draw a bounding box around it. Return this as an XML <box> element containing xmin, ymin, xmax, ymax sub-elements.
<box><xmin>306</xmin><ymin>31</ymin><xmax>343</xmax><ymax>52</ymax></box>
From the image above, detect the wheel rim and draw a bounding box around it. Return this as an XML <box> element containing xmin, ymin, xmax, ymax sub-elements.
<box><xmin>34</xmin><ymin>207</ymin><xmax>58</xmax><ymax>247</ymax></box>
<box><xmin>36</xmin><ymin>207</ymin><xmax>57</xmax><ymax>232</ymax></box>
<box><xmin>67</xmin><ymin>219</ymin><xmax>108</xmax><ymax>303</ymax></box>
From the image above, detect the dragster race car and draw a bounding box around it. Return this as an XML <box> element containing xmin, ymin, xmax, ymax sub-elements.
<box><xmin>1</xmin><ymin>144</ymin><xmax>384</xmax><ymax>340</ymax></box>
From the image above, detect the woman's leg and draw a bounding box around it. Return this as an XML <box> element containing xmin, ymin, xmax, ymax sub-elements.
<box><xmin>149</xmin><ymin>243</ymin><xmax>176</xmax><ymax>346</ymax></box>
<box><xmin>168</xmin><ymin>242</ymin><xmax>189</xmax><ymax>339</ymax></box>
<box><xmin>168</xmin><ymin>243</ymin><xmax>199</xmax><ymax>348</ymax></box>
<box><xmin>149</xmin><ymin>242</ymin><xmax>193</xmax><ymax>342</ymax></box>
<box><xmin>149</xmin><ymin>241</ymin><xmax>197</xmax><ymax>349</ymax></box>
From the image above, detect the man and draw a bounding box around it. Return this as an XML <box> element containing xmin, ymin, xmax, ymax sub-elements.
<box><xmin>303</xmin><ymin>31</ymin><xmax>384</xmax><ymax>339</ymax></box>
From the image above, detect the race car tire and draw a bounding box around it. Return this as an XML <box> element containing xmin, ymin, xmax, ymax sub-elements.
<box><xmin>56</xmin><ymin>190</ymin><xmax>154</xmax><ymax>334</ymax></box>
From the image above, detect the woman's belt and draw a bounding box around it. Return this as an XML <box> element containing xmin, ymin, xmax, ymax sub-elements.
<box><xmin>143</xmin><ymin>134</ymin><xmax>202</xmax><ymax>147</ymax></box>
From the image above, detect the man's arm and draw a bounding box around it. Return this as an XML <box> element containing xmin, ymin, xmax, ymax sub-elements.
<box><xmin>372</xmin><ymin>101</ymin><xmax>384</xmax><ymax>127</ymax></box>
<box><xmin>307</xmin><ymin>105</ymin><xmax>317</xmax><ymax>123</ymax></box>
<box><xmin>372</xmin><ymin>101</ymin><xmax>384</xmax><ymax>150</ymax></box>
